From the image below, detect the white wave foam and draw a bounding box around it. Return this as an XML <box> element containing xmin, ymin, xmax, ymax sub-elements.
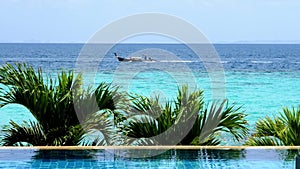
<box><xmin>159</xmin><ymin>60</ymin><xmax>193</xmax><ymax>63</ymax></box>
<box><xmin>251</xmin><ymin>61</ymin><xmax>273</xmax><ymax>64</ymax></box>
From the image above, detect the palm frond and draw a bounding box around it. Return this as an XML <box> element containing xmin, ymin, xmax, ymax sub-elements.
<box><xmin>79</xmin><ymin>109</ymin><xmax>117</xmax><ymax>146</ymax></box>
<box><xmin>183</xmin><ymin>101</ymin><xmax>248</xmax><ymax>145</ymax></box>
<box><xmin>245</xmin><ymin>136</ymin><xmax>284</xmax><ymax>146</ymax></box>
<box><xmin>245</xmin><ymin>106</ymin><xmax>300</xmax><ymax>146</ymax></box>
<box><xmin>218</xmin><ymin>103</ymin><xmax>248</xmax><ymax>142</ymax></box>
<box><xmin>0</xmin><ymin>63</ymin><xmax>120</xmax><ymax>146</ymax></box>
<box><xmin>2</xmin><ymin>120</ymin><xmax>46</xmax><ymax>146</ymax></box>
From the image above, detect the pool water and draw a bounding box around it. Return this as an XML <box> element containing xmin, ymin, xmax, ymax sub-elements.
<box><xmin>0</xmin><ymin>148</ymin><xmax>297</xmax><ymax>169</ymax></box>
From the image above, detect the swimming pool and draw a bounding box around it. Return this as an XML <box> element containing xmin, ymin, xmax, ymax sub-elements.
<box><xmin>0</xmin><ymin>147</ymin><xmax>298</xmax><ymax>168</ymax></box>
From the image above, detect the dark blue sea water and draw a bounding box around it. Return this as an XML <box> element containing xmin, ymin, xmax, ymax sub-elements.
<box><xmin>0</xmin><ymin>43</ymin><xmax>300</xmax><ymax>145</ymax></box>
<box><xmin>1</xmin><ymin>43</ymin><xmax>300</xmax><ymax>72</ymax></box>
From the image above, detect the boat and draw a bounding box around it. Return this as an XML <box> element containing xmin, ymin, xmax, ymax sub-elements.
<box><xmin>114</xmin><ymin>53</ymin><xmax>156</xmax><ymax>62</ymax></box>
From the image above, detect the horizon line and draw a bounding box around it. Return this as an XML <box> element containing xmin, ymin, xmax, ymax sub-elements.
<box><xmin>1</xmin><ymin>42</ymin><xmax>300</xmax><ymax>45</ymax></box>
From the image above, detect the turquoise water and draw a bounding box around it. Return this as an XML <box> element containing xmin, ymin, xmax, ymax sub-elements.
<box><xmin>2</xmin><ymin>71</ymin><xmax>298</xmax><ymax>130</ymax></box>
<box><xmin>0</xmin><ymin>43</ymin><xmax>300</xmax><ymax>145</ymax></box>
<box><xmin>0</xmin><ymin>149</ymin><xmax>297</xmax><ymax>168</ymax></box>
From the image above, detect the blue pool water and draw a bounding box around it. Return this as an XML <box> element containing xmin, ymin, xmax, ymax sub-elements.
<box><xmin>0</xmin><ymin>43</ymin><xmax>300</xmax><ymax>145</ymax></box>
<box><xmin>0</xmin><ymin>148</ymin><xmax>297</xmax><ymax>168</ymax></box>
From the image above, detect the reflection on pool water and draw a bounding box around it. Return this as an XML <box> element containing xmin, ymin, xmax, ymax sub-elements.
<box><xmin>0</xmin><ymin>148</ymin><xmax>298</xmax><ymax>169</ymax></box>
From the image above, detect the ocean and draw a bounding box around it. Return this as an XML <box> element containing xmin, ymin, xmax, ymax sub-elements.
<box><xmin>0</xmin><ymin>43</ymin><xmax>300</xmax><ymax>145</ymax></box>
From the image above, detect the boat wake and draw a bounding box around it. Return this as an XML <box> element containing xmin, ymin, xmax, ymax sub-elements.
<box><xmin>159</xmin><ymin>60</ymin><xmax>194</xmax><ymax>63</ymax></box>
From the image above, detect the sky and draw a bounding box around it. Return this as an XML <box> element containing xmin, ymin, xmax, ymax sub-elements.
<box><xmin>0</xmin><ymin>0</ymin><xmax>300</xmax><ymax>43</ymax></box>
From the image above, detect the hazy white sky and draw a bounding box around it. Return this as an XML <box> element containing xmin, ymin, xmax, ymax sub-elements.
<box><xmin>0</xmin><ymin>0</ymin><xmax>300</xmax><ymax>43</ymax></box>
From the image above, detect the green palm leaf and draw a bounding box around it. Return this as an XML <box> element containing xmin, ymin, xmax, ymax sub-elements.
<box><xmin>2</xmin><ymin>120</ymin><xmax>46</xmax><ymax>146</ymax></box>
<box><xmin>0</xmin><ymin>63</ymin><xmax>123</xmax><ymax>146</ymax></box>
<box><xmin>245</xmin><ymin>106</ymin><xmax>300</xmax><ymax>146</ymax></box>
<box><xmin>122</xmin><ymin>85</ymin><xmax>248</xmax><ymax>145</ymax></box>
<box><xmin>79</xmin><ymin>109</ymin><xmax>117</xmax><ymax>146</ymax></box>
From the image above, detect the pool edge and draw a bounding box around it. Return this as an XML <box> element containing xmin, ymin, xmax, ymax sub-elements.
<box><xmin>0</xmin><ymin>146</ymin><xmax>299</xmax><ymax>150</ymax></box>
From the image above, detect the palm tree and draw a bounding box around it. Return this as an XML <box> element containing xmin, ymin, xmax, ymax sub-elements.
<box><xmin>0</xmin><ymin>63</ymin><xmax>121</xmax><ymax>146</ymax></box>
<box><xmin>245</xmin><ymin>106</ymin><xmax>300</xmax><ymax>146</ymax></box>
<box><xmin>121</xmin><ymin>86</ymin><xmax>249</xmax><ymax>145</ymax></box>
<box><xmin>0</xmin><ymin>63</ymin><xmax>249</xmax><ymax>146</ymax></box>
